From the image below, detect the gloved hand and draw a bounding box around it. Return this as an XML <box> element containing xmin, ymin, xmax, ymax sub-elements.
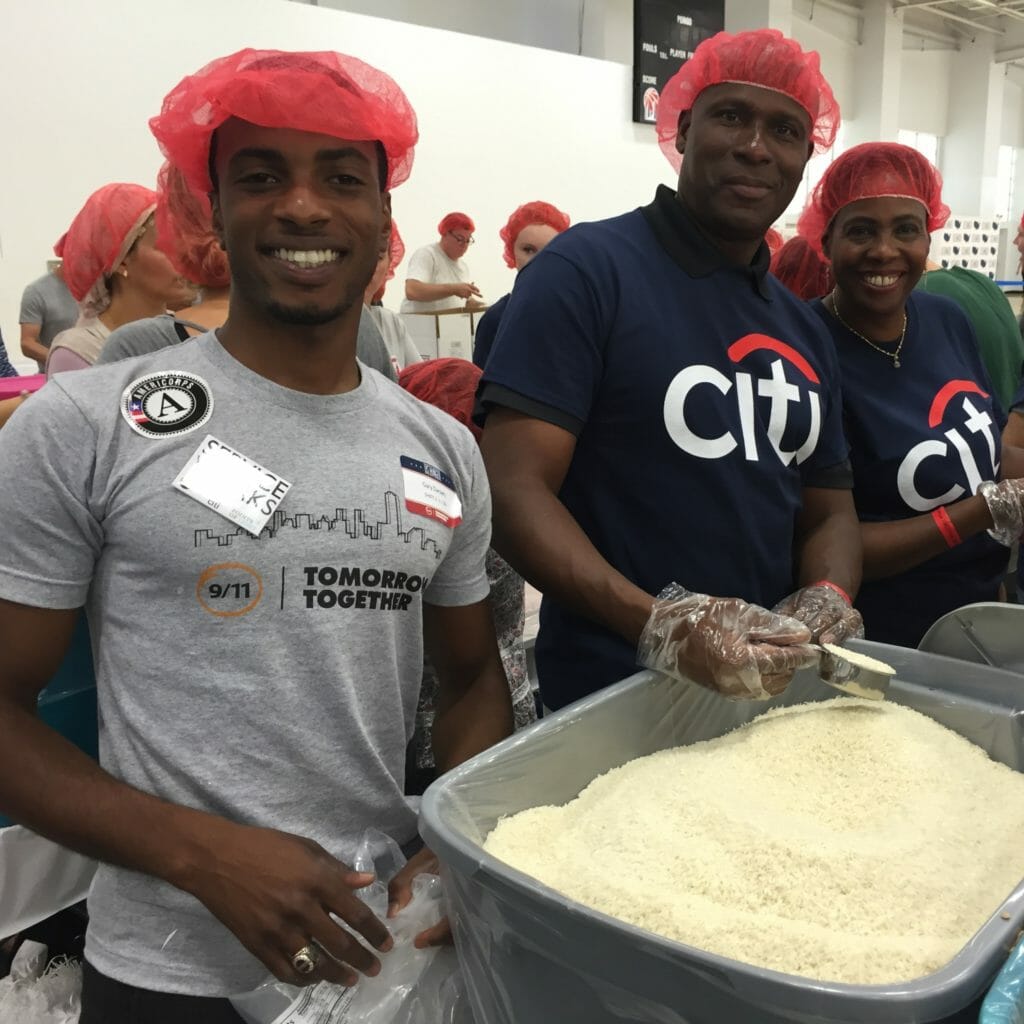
<box><xmin>772</xmin><ymin>583</ymin><xmax>863</xmax><ymax>647</ymax></box>
<box><xmin>637</xmin><ymin>583</ymin><xmax>817</xmax><ymax>700</ymax></box>
<box><xmin>980</xmin><ymin>479</ymin><xmax>1024</xmax><ymax>547</ymax></box>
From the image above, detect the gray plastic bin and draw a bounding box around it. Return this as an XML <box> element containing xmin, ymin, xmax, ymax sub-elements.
<box><xmin>919</xmin><ymin>602</ymin><xmax>1024</xmax><ymax>673</ymax></box>
<box><xmin>420</xmin><ymin>640</ymin><xmax>1024</xmax><ymax>1024</ymax></box>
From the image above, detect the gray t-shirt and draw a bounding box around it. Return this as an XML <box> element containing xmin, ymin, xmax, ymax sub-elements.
<box><xmin>19</xmin><ymin>272</ymin><xmax>80</xmax><ymax>347</ymax></box>
<box><xmin>0</xmin><ymin>333</ymin><xmax>490</xmax><ymax>995</ymax></box>
<box><xmin>97</xmin><ymin>310</ymin><xmax>400</xmax><ymax>382</ymax></box>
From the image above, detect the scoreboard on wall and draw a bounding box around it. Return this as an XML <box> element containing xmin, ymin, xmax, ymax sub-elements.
<box><xmin>633</xmin><ymin>0</ymin><xmax>725</xmax><ymax>125</ymax></box>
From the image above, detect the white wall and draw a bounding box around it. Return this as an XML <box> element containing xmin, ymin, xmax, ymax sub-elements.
<box><xmin>791</xmin><ymin>17</ymin><xmax>857</xmax><ymax>122</ymax></box>
<box><xmin>1003</xmin><ymin>77</ymin><xmax>1024</xmax><ymax>149</ymax></box>
<box><xmin>316</xmin><ymin>0</ymin><xmax>636</xmax><ymax>63</ymax></box>
<box><xmin>0</xmin><ymin>0</ymin><xmax>674</xmax><ymax>372</ymax></box>
<box><xmin>2</xmin><ymin>0</ymin><xmax>1022</xmax><ymax>372</ymax></box>
<box><xmin>899</xmin><ymin>49</ymin><xmax>952</xmax><ymax>138</ymax></box>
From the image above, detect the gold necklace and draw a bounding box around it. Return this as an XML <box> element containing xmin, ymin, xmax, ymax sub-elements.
<box><xmin>830</xmin><ymin>289</ymin><xmax>907</xmax><ymax>369</ymax></box>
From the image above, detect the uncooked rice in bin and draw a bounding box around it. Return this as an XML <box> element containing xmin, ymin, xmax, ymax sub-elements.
<box><xmin>484</xmin><ymin>698</ymin><xmax>1024</xmax><ymax>985</ymax></box>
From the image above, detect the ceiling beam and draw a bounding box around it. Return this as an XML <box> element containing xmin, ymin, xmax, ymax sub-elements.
<box><xmin>902</xmin><ymin>18</ymin><xmax>963</xmax><ymax>45</ymax></box>
<box><xmin>894</xmin><ymin>2</ymin><xmax>1004</xmax><ymax>32</ymax></box>
<box><xmin>798</xmin><ymin>0</ymin><xmax>862</xmax><ymax>18</ymax></box>
<box><xmin>957</xmin><ymin>0</ymin><xmax>1024</xmax><ymax>23</ymax></box>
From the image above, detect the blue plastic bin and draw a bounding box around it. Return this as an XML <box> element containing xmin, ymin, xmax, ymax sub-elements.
<box><xmin>0</xmin><ymin>614</ymin><xmax>96</xmax><ymax>828</ymax></box>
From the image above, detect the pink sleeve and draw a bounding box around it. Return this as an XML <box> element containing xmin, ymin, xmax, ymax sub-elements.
<box><xmin>46</xmin><ymin>348</ymin><xmax>91</xmax><ymax>377</ymax></box>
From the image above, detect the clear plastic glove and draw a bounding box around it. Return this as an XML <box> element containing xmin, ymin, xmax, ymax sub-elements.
<box><xmin>637</xmin><ymin>583</ymin><xmax>817</xmax><ymax>700</ymax></box>
<box><xmin>980</xmin><ymin>479</ymin><xmax>1024</xmax><ymax>547</ymax></box>
<box><xmin>772</xmin><ymin>583</ymin><xmax>863</xmax><ymax>647</ymax></box>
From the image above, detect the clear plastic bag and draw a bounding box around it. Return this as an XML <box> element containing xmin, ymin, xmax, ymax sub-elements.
<box><xmin>230</xmin><ymin>830</ymin><xmax>469</xmax><ymax>1024</ymax></box>
<box><xmin>980</xmin><ymin>935</ymin><xmax>1024</xmax><ymax>1024</ymax></box>
<box><xmin>0</xmin><ymin>949</ymin><xmax>82</xmax><ymax>1024</ymax></box>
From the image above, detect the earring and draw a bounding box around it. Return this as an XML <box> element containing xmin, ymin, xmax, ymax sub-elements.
<box><xmin>120</xmin><ymin>269</ymin><xmax>128</xmax><ymax>278</ymax></box>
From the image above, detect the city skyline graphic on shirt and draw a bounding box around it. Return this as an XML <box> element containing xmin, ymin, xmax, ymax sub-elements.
<box><xmin>192</xmin><ymin>489</ymin><xmax>444</xmax><ymax>560</ymax></box>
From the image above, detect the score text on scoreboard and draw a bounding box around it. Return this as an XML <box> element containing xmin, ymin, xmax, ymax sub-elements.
<box><xmin>633</xmin><ymin>0</ymin><xmax>724</xmax><ymax>125</ymax></box>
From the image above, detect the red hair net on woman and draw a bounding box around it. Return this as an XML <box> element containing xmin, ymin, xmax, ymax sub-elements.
<box><xmin>398</xmin><ymin>358</ymin><xmax>482</xmax><ymax>442</ymax></box>
<box><xmin>370</xmin><ymin>222</ymin><xmax>405</xmax><ymax>303</ymax></box>
<box><xmin>655</xmin><ymin>29</ymin><xmax>840</xmax><ymax>174</ymax></box>
<box><xmin>771</xmin><ymin>236</ymin><xmax>833</xmax><ymax>300</ymax></box>
<box><xmin>53</xmin><ymin>183</ymin><xmax>158</xmax><ymax>316</ymax></box>
<box><xmin>438</xmin><ymin>212</ymin><xmax>475</xmax><ymax>236</ymax></box>
<box><xmin>499</xmin><ymin>201</ymin><xmax>571</xmax><ymax>269</ymax></box>
<box><xmin>149</xmin><ymin>49</ymin><xmax>418</xmax><ymax>195</ymax></box>
<box><xmin>156</xmin><ymin>163</ymin><xmax>230</xmax><ymax>290</ymax></box>
<box><xmin>765</xmin><ymin>227</ymin><xmax>784</xmax><ymax>257</ymax></box>
<box><xmin>797</xmin><ymin>142</ymin><xmax>950</xmax><ymax>256</ymax></box>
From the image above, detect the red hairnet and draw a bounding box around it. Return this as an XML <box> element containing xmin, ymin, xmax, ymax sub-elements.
<box><xmin>771</xmin><ymin>236</ymin><xmax>833</xmax><ymax>300</ymax></box>
<box><xmin>156</xmin><ymin>163</ymin><xmax>230</xmax><ymax>289</ymax></box>
<box><xmin>53</xmin><ymin>183</ymin><xmax>158</xmax><ymax>314</ymax></box>
<box><xmin>438</xmin><ymin>212</ymin><xmax>475</xmax><ymax>236</ymax></box>
<box><xmin>399</xmin><ymin>358</ymin><xmax>482</xmax><ymax>442</ymax></box>
<box><xmin>765</xmin><ymin>227</ymin><xmax>784</xmax><ymax>257</ymax></box>
<box><xmin>499</xmin><ymin>201</ymin><xmax>571</xmax><ymax>269</ymax></box>
<box><xmin>387</xmin><ymin>221</ymin><xmax>405</xmax><ymax>281</ymax></box>
<box><xmin>150</xmin><ymin>49</ymin><xmax>418</xmax><ymax>195</ymax></box>
<box><xmin>797</xmin><ymin>142</ymin><xmax>950</xmax><ymax>256</ymax></box>
<box><xmin>655</xmin><ymin>29</ymin><xmax>839</xmax><ymax>173</ymax></box>
<box><xmin>370</xmin><ymin>221</ymin><xmax>404</xmax><ymax>303</ymax></box>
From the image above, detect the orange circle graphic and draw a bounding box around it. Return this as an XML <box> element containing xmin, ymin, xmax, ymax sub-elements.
<box><xmin>196</xmin><ymin>562</ymin><xmax>264</xmax><ymax>618</ymax></box>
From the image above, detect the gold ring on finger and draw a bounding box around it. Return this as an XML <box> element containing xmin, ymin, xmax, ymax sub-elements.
<box><xmin>290</xmin><ymin>943</ymin><xmax>320</xmax><ymax>976</ymax></box>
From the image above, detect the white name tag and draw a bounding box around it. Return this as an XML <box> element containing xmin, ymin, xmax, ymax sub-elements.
<box><xmin>173</xmin><ymin>435</ymin><xmax>292</xmax><ymax>537</ymax></box>
<box><xmin>400</xmin><ymin>455</ymin><xmax>462</xmax><ymax>528</ymax></box>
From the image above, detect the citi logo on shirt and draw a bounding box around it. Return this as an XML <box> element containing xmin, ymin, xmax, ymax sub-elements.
<box><xmin>663</xmin><ymin>334</ymin><xmax>821</xmax><ymax>465</ymax></box>
<box><xmin>897</xmin><ymin>380</ymin><xmax>998</xmax><ymax>511</ymax></box>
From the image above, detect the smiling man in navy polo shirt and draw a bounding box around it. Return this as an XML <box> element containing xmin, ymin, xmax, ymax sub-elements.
<box><xmin>478</xmin><ymin>29</ymin><xmax>865</xmax><ymax>710</ymax></box>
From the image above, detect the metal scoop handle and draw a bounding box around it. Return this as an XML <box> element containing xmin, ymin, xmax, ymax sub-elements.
<box><xmin>812</xmin><ymin>644</ymin><xmax>891</xmax><ymax>701</ymax></box>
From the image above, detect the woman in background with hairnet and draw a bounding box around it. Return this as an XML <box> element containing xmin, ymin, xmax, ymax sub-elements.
<box><xmin>472</xmin><ymin>201</ymin><xmax>570</xmax><ymax>369</ymax></box>
<box><xmin>771</xmin><ymin>235</ymin><xmax>833</xmax><ymax>301</ymax></box>
<box><xmin>46</xmin><ymin>183</ymin><xmax>180</xmax><ymax>375</ymax></box>
<box><xmin>363</xmin><ymin>222</ymin><xmax>423</xmax><ymax>372</ymax></box>
<box><xmin>96</xmin><ymin>164</ymin><xmax>230</xmax><ymax>363</ymax></box>
<box><xmin>801</xmin><ymin>142</ymin><xmax>1024</xmax><ymax>646</ymax></box>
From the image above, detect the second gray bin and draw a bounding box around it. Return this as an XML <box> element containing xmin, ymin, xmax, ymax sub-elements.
<box><xmin>420</xmin><ymin>641</ymin><xmax>1024</xmax><ymax>1024</ymax></box>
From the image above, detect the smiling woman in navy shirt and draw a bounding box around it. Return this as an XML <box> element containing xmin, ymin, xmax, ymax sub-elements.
<box><xmin>800</xmin><ymin>143</ymin><xmax>1024</xmax><ymax>647</ymax></box>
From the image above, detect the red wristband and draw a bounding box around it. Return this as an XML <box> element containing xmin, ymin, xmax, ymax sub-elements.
<box><xmin>809</xmin><ymin>580</ymin><xmax>852</xmax><ymax>606</ymax></box>
<box><xmin>931</xmin><ymin>506</ymin><xmax>963</xmax><ymax>549</ymax></box>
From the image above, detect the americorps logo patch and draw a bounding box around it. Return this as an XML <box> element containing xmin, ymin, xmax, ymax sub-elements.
<box><xmin>121</xmin><ymin>372</ymin><xmax>213</xmax><ymax>439</ymax></box>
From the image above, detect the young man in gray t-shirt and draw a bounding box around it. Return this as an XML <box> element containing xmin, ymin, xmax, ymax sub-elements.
<box><xmin>0</xmin><ymin>50</ymin><xmax>512</xmax><ymax>1021</ymax></box>
<box><xmin>19</xmin><ymin>266</ymin><xmax>80</xmax><ymax>370</ymax></box>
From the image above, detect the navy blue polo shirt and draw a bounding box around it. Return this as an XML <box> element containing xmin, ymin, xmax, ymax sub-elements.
<box><xmin>810</xmin><ymin>293</ymin><xmax>1008</xmax><ymax>647</ymax></box>
<box><xmin>479</xmin><ymin>186</ymin><xmax>851</xmax><ymax>710</ymax></box>
<box><xmin>472</xmin><ymin>293</ymin><xmax>509</xmax><ymax>370</ymax></box>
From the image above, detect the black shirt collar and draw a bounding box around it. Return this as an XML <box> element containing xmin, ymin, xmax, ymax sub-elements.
<box><xmin>640</xmin><ymin>184</ymin><xmax>773</xmax><ymax>300</ymax></box>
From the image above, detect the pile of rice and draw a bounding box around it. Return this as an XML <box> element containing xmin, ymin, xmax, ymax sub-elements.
<box><xmin>484</xmin><ymin>699</ymin><xmax>1024</xmax><ymax>984</ymax></box>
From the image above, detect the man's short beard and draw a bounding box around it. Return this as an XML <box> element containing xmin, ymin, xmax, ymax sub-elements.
<box><xmin>265</xmin><ymin>299</ymin><xmax>352</xmax><ymax>327</ymax></box>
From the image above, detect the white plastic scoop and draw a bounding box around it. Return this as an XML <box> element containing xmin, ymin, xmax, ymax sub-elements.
<box><xmin>813</xmin><ymin>643</ymin><xmax>894</xmax><ymax>701</ymax></box>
